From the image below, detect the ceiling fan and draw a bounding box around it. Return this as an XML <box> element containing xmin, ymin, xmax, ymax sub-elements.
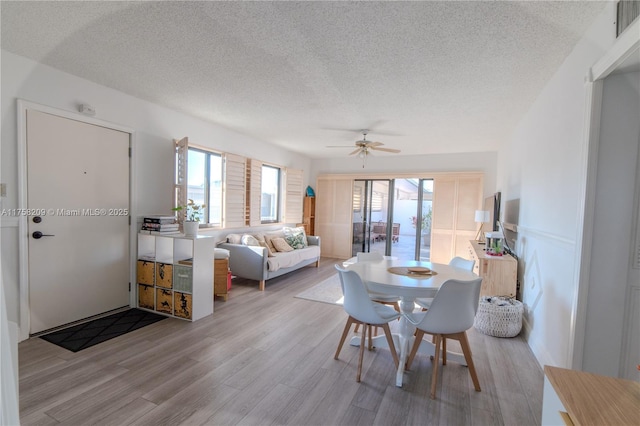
<box><xmin>327</xmin><ymin>130</ymin><xmax>401</xmax><ymax>167</ymax></box>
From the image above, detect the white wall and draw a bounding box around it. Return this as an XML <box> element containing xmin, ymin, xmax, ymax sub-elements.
<box><xmin>583</xmin><ymin>70</ymin><xmax>639</xmax><ymax>377</ymax></box>
<box><xmin>0</xmin><ymin>50</ymin><xmax>312</xmax><ymax>326</ymax></box>
<box><xmin>497</xmin><ymin>3</ymin><xmax>620</xmax><ymax>370</ymax></box>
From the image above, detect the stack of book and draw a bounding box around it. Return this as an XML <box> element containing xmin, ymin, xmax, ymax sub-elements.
<box><xmin>140</xmin><ymin>215</ymin><xmax>180</xmax><ymax>235</ymax></box>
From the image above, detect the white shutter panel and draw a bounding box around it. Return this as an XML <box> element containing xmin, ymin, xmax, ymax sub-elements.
<box><xmin>223</xmin><ymin>153</ymin><xmax>246</xmax><ymax>228</ymax></box>
<box><xmin>284</xmin><ymin>168</ymin><xmax>303</xmax><ymax>224</ymax></box>
<box><xmin>248</xmin><ymin>159</ymin><xmax>263</xmax><ymax>226</ymax></box>
<box><xmin>174</xmin><ymin>137</ymin><xmax>188</xmax><ymax>225</ymax></box>
<box><xmin>430</xmin><ymin>174</ymin><xmax>483</xmax><ymax>263</ymax></box>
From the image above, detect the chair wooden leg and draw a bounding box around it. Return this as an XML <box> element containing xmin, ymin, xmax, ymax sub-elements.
<box><xmin>354</xmin><ymin>323</ymin><xmax>360</xmax><ymax>333</ymax></box>
<box><xmin>406</xmin><ymin>329</ymin><xmax>425</xmax><ymax>370</ymax></box>
<box><xmin>428</xmin><ymin>333</ymin><xmax>435</xmax><ymax>360</ymax></box>
<box><xmin>457</xmin><ymin>331</ymin><xmax>481</xmax><ymax>392</ymax></box>
<box><xmin>382</xmin><ymin>323</ymin><xmax>399</xmax><ymax>369</ymax></box>
<box><xmin>334</xmin><ymin>317</ymin><xmax>355</xmax><ymax>360</ymax></box>
<box><xmin>357</xmin><ymin>324</ymin><xmax>366</xmax><ymax>382</ymax></box>
<box><xmin>442</xmin><ymin>337</ymin><xmax>447</xmax><ymax>365</ymax></box>
<box><xmin>430</xmin><ymin>334</ymin><xmax>442</xmax><ymax>399</ymax></box>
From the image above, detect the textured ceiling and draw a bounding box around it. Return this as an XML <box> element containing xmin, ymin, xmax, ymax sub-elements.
<box><xmin>1</xmin><ymin>1</ymin><xmax>608</xmax><ymax>159</ymax></box>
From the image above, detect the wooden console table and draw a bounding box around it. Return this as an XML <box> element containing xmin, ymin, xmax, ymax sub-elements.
<box><xmin>467</xmin><ymin>240</ymin><xmax>517</xmax><ymax>297</ymax></box>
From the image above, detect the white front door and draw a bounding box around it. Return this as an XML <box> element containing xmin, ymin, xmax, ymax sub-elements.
<box><xmin>27</xmin><ymin>109</ymin><xmax>130</xmax><ymax>334</ymax></box>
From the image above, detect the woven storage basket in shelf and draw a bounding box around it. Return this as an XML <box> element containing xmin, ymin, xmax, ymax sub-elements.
<box><xmin>474</xmin><ymin>296</ymin><xmax>523</xmax><ymax>338</ymax></box>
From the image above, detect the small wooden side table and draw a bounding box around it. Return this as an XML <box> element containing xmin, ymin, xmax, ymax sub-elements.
<box><xmin>214</xmin><ymin>258</ymin><xmax>230</xmax><ymax>301</ymax></box>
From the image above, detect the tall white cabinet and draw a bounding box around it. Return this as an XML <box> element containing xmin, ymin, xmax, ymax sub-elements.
<box><xmin>137</xmin><ymin>234</ymin><xmax>215</xmax><ymax>321</ymax></box>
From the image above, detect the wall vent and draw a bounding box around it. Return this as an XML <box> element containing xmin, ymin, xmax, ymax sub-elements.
<box><xmin>617</xmin><ymin>1</ymin><xmax>640</xmax><ymax>37</ymax></box>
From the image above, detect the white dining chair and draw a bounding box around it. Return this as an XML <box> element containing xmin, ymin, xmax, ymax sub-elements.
<box><xmin>353</xmin><ymin>252</ymin><xmax>400</xmax><ymax>335</ymax></box>
<box><xmin>405</xmin><ymin>277</ymin><xmax>483</xmax><ymax>399</ymax></box>
<box><xmin>334</xmin><ymin>264</ymin><xmax>400</xmax><ymax>382</ymax></box>
<box><xmin>415</xmin><ymin>256</ymin><xmax>475</xmax><ymax>310</ymax></box>
<box><xmin>355</xmin><ymin>252</ymin><xmax>401</xmax><ymax>309</ymax></box>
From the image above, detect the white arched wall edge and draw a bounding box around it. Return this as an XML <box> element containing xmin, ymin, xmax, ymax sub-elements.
<box><xmin>570</xmin><ymin>19</ymin><xmax>640</xmax><ymax>370</ymax></box>
<box><xmin>16</xmin><ymin>99</ymin><xmax>137</xmax><ymax>342</ymax></box>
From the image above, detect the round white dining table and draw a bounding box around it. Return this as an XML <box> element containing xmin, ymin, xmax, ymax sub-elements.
<box><xmin>345</xmin><ymin>258</ymin><xmax>478</xmax><ymax>387</ymax></box>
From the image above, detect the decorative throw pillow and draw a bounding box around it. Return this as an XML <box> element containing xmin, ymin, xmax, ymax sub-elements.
<box><xmin>283</xmin><ymin>226</ymin><xmax>308</xmax><ymax>249</ymax></box>
<box><xmin>241</xmin><ymin>234</ymin><xmax>260</xmax><ymax>246</ymax></box>
<box><xmin>251</xmin><ymin>233</ymin><xmax>275</xmax><ymax>257</ymax></box>
<box><xmin>271</xmin><ymin>237</ymin><xmax>294</xmax><ymax>252</ymax></box>
<box><xmin>226</xmin><ymin>233</ymin><xmax>242</xmax><ymax>244</ymax></box>
<box><xmin>263</xmin><ymin>234</ymin><xmax>277</xmax><ymax>252</ymax></box>
<box><xmin>259</xmin><ymin>240</ymin><xmax>276</xmax><ymax>257</ymax></box>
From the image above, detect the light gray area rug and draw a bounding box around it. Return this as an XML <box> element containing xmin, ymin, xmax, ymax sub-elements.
<box><xmin>295</xmin><ymin>274</ymin><xmax>343</xmax><ymax>306</ymax></box>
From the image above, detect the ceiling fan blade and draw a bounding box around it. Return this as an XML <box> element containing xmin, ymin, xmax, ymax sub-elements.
<box><xmin>368</xmin><ymin>141</ymin><xmax>384</xmax><ymax>147</ymax></box>
<box><xmin>370</xmin><ymin>146</ymin><xmax>401</xmax><ymax>153</ymax></box>
<box><xmin>349</xmin><ymin>148</ymin><xmax>362</xmax><ymax>156</ymax></box>
<box><xmin>321</xmin><ymin>126</ymin><xmax>404</xmax><ymax>137</ymax></box>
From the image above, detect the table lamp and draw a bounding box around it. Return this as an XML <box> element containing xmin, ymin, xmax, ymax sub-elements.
<box><xmin>474</xmin><ymin>210</ymin><xmax>490</xmax><ymax>243</ymax></box>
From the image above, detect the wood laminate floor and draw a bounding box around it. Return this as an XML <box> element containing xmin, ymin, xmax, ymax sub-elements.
<box><xmin>18</xmin><ymin>258</ymin><xmax>543</xmax><ymax>425</ymax></box>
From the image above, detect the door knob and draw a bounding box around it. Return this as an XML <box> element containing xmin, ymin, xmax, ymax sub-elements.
<box><xmin>32</xmin><ymin>231</ymin><xmax>55</xmax><ymax>239</ymax></box>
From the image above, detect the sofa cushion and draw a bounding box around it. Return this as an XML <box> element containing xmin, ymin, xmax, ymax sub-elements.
<box><xmin>263</xmin><ymin>234</ymin><xmax>276</xmax><ymax>252</ymax></box>
<box><xmin>241</xmin><ymin>234</ymin><xmax>260</xmax><ymax>246</ymax></box>
<box><xmin>253</xmin><ymin>233</ymin><xmax>275</xmax><ymax>257</ymax></box>
<box><xmin>266</xmin><ymin>245</ymin><xmax>321</xmax><ymax>271</ymax></box>
<box><xmin>259</xmin><ymin>241</ymin><xmax>276</xmax><ymax>257</ymax></box>
<box><xmin>214</xmin><ymin>248</ymin><xmax>230</xmax><ymax>259</ymax></box>
<box><xmin>271</xmin><ymin>237</ymin><xmax>294</xmax><ymax>252</ymax></box>
<box><xmin>263</xmin><ymin>231</ymin><xmax>285</xmax><ymax>253</ymax></box>
<box><xmin>226</xmin><ymin>233</ymin><xmax>242</xmax><ymax>244</ymax></box>
<box><xmin>283</xmin><ymin>226</ymin><xmax>308</xmax><ymax>249</ymax></box>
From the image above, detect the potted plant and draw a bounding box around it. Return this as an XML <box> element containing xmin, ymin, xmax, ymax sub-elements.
<box><xmin>411</xmin><ymin>208</ymin><xmax>432</xmax><ymax>246</ymax></box>
<box><xmin>173</xmin><ymin>199</ymin><xmax>205</xmax><ymax>237</ymax></box>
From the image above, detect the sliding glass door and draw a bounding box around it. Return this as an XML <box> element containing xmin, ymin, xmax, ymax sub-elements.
<box><xmin>351</xmin><ymin>180</ymin><xmax>393</xmax><ymax>257</ymax></box>
<box><xmin>415</xmin><ymin>179</ymin><xmax>433</xmax><ymax>260</ymax></box>
<box><xmin>351</xmin><ymin>178</ymin><xmax>433</xmax><ymax>260</ymax></box>
<box><xmin>388</xmin><ymin>178</ymin><xmax>433</xmax><ymax>260</ymax></box>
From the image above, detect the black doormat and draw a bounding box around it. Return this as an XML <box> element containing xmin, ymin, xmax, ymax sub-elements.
<box><xmin>40</xmin><ymin>308</ymin><xmax>167</xmax><ymax>352</ymax></box>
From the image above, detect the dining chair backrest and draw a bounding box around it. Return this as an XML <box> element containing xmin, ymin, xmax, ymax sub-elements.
<box><xmin>417</xmin><ymin>278</ymin><xmax>482</xmax><ymax>335</ymax></box>
<box><xmin>335</xmin><ymin>264</ymin><xmax>388</xmax><ymax>324</ymax></box>
<box><xmin>356</xmin><ymin>251</ymin><xmax>384</xmax><ymax>262</ymax></box>
<box><xmin>449</xmin><ymin>256</ymin><xmax>475</xmax><ymax>272</ymax></box>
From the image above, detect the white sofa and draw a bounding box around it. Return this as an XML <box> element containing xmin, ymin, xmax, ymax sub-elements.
<box><xmin>217</xmin><ymin>230</ymin><xmax>320</xmax><ymax>291</ymax></box>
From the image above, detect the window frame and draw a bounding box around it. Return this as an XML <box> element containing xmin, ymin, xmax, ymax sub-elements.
<box><xmin>260</xmin><ymin>163</ymin><xmax>282</xmax><ymax>224</ymax></box>
<box><xmin>186</xmin><ymin>146</ymin><xmax>223</xmax><ymax>227</ymax></box>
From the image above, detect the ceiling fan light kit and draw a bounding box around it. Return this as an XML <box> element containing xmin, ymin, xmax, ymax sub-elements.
<box><xmin>326</xmin><ymin>129</ymin><xmax>400</xmax><ymax>168</ymax></box>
